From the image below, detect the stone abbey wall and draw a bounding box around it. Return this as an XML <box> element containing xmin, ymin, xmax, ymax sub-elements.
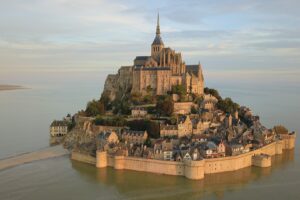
<box><xmin>72</xmin><ymin>136</ymin><xmax>295</xmax><ymax>180</ymax></box>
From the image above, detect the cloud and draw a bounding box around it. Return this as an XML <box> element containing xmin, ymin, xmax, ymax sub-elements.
<box><xmin>0</xmin><ymin>0</ymin><xmax>299</xmax><ymax>75</ymax></box>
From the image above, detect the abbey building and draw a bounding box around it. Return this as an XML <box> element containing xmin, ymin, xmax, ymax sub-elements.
<box><xmin>103</xmin><ymin>14</ymin><xmax>204</xmax><ymax>101</ymax></box>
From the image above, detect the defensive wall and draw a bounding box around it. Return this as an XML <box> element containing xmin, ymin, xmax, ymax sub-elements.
<box><xmin>71</xmin><ymin>134</ymin><xmax>295</xmax><ymax>180</ymax></box>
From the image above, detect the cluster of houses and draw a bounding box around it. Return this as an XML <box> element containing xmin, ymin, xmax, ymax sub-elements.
<box><xmin>97</xmin><ymin>104</ymin><xmax>275</xmax><ymax>161</ymax></box>
<box><xmin>52</xmin><ymin>94</ymin><xmax>277</xmax><ymax>162</ymax></box>
<box><xmin>93</xmin><ymin>95</ymin><xmax>276</xmax><ymax>162</ymax></box>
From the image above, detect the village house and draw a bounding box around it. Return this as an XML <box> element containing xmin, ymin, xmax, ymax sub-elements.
<box><xmin>97</xmin><ymin>131</ymin><xmax>119</xmax><ymax>151</ymax></box>
<box><xmin>202</xmin><ymin>94</ymin><xmax>218</xmax><ymax>111</ymax></box>
<box><xmin>50</xmin><ymin>120</ymin><xmax>68</xmax><ymax>137</ymax></box>
<box><xmin>121</xmin><ymin>129</ymin><xmax>148</xmax><ymax>145</ymax></box>
<box><xmin>192</xmin><ymin>119</ymin><xmax>210</xmax><ymax>135</ymax></box>
<box><xmin>199</xmin><ymin>141</ymin><xmax>225</xmax><ymax>158</ymax></box>
<box><xmin>160</xmin><ymin>115</ymin><xmax>193</xmax><ymax>138</ymax></box>
<box><xmin>229</xmin><ymin>144</ymin><xmax>244</xmax><ymax>156</ymax></box>
<box><xmin>160</xmin><ymin>124</ymin><xmax>178</xmax><ymax>137</ymax></box>
<box><xmin>173</xmin><ymin>102</ymin><xmax>197</xmax><ymax>115</ymax></box>
<box><xmin>178</xmin><ymin>115</ymin><xmax>193</xmax><ymax>137</ymax></box>
<box><xmin>131</xmin><ymin>107</ymin><xmax>148</xmax><ymax>118</ymax></box>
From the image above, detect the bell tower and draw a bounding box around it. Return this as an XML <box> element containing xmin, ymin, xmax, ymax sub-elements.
<box><xmin>151</xmin><ymin>13</ymin><xmax>164</xmax><ymax>62</ymax></box>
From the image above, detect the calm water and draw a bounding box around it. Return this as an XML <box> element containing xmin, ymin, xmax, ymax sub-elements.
<box><xmin>0</xmin><ymin>69</ymin><xmax>299</xmax><ymax>200</ymax></box>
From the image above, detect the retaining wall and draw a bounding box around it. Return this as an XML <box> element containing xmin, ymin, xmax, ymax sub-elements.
<box><xmin>72</xmin><ymin>136</ymin><xmax>295</xmax><ymax>180</ymax></box>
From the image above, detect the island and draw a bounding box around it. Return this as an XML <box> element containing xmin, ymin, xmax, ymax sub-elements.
<box><xmin>0</xmin><ymin>84</ymin><xmax>25</xmax><ymax>91</ymax></box>
<box><xmin>51</xmin><ymin>14</ymin><xmax>296</xmax><ymax>180</ymax></box>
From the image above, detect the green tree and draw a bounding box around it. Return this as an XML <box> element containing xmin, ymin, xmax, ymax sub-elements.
<box><xmin>130</xmin><ymin>92</ymin><xmax>142</xmax><ymax>105</ymax></box>
<box><xmin>204</xmin><ymin>87</ymin><xmax>222</xmax><ymax>100</ymax></box>
<box><xmin>171</xmin><ymin>85</ymin><xmax>187</xmax><ymax>96</ymax></box>
<box><xmin>191</xmin><ymin>105</ymin><xmax>198</xmax><ymax>114</ymax></box>
<box><xmin>156</xmin><ymin>96</ymin><xmax>174</xmax><ymax>116</ymax></box>
<box><xmin>217</xmin><ymin>97</ymin><xmax>239</xmax><ymax>114</ymax></box>
<box><xmin>85</xmin><ymin>100</ymin><xmax>105</xmax><ymax>116</ymax></box>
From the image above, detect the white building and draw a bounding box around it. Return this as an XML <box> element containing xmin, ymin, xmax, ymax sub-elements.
<box><xmin>50</xmin><ymin>120</ymin><xmax>68</xmax><ymax>137</ymax></box>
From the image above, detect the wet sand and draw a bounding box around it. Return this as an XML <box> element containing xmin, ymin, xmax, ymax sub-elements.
<box><xmin>0</xmin><ymin>85</ymin><xmax>25</xmax><ymax>91</ymax></box>
<box><xmin>0</xmin><ymin>146</ymin><xmax>69</xmax><ymax>171</ymax></box>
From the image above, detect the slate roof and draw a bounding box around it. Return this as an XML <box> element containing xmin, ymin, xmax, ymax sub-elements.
<box><xmin>50</xmin><ymin>120</ymin><xmax>68</xmax><ymax>127</ymax></box>
<box><xmin>152</xmin><ymin>35</ymin><xmax>164</xmax><ymax>45</ymax></box>
<box><xmin>135</xmin><ymin>56</ymin><xmax>150</xmax><ymax>61</ymax></box>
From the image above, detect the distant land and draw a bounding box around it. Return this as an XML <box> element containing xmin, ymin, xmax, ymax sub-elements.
<box><xmin>0</xmin><ymin>85</ymin><xmax>26</xmax><ymax>91</ymax></box>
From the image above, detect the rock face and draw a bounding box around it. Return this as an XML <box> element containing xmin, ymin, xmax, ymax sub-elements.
<box><xmin>102</xmin><ymin>66</ymin><xmax>133</xmax><ymax>101</ymax></box>
<box><xmin>63</xmin><ymin>116</ymin><xmax>97</xmax><ymax>156</ymax></box>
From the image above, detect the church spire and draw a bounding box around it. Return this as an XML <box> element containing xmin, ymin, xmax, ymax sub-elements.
<box><xmin>156</xmin><ymin>12</ymin><xmax>160</xmax><ymax>35</ymax></box>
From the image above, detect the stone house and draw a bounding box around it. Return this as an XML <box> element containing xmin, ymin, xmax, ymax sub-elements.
<box><xmin>160</xmin><ymin>115</ymin><xmax>193</xmax><ymax>138</ymax></box>
<box><xmin>121</xmin><ymin>130</ymin><xmax>148</xmax><ymax>145</ymax></box>
<box><xmin>229</xmin><ymin>144</ymin><xmax>244</xmax><ymax>156</ymax></box>
<box><xmin>199</xmin><ymin>141</ymin><xmax>220</xmax><ymax>158</ymax></box>
<box><xmin>163</xmin><ymin>150</ymin><xmax>173</xmax><ymax>161</ymax></box>
<box><xmin>217</xmin><ymin>140</ymin><xmax>226</xmax><ymax>157</ymax></box>
<box><xmin>97</xmin><ymin>131</ymin><xmax>119</xmax><ymax>151</ymax></box>
<box><xmin>173</xmin><ymin>102</ymin><xmax>197</xmax><ymax>115</ymax></box>
<box><xmin>160</xmin><ymin>124</ymin><xmax>178</xmax><ymax>137</ymax></box>
<box><xmin>178</xmin><ymin>115</ymin><xmax>193</xmax><ymax>137</ymax></box>
<box><xmin>50</xmin><ymin>120</ymin><xmax>68</xmax><ymax>137</ymax></box>
<box><xmin>131</xmin><ymin>107</ymin><xmax>148</xmax><ymax>118</ymax></box>
<box><xmin>192</xmin><ymin>119</ymin><xmax>210</xmax><ymax>135</ymax></box>
<box><xmin>202</xmin><ymin>94</ymin><xmax>218</xmax><ymax>111</ymax></box>
<box><xmin>183</xmin><ymin>152</ymin><xmax>192</xmax><ymax>161</ymax></box>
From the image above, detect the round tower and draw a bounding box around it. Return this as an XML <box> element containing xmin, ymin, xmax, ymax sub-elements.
<box><xmin>96</xmin><ymin>150</ymin><xmax>107</xmax><ymax>168</ymax></box>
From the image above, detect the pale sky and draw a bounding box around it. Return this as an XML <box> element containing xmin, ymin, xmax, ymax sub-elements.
<box><xmin>1</xmin><ymin>0</ymin><xmax>300</xmax><ymax>76</ymax></box>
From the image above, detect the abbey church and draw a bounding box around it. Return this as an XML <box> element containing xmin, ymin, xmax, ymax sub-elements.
<box><xmin>103</xmin><ymin>14</ymin><xmax>205</xmax><ymax>101</ymax></box>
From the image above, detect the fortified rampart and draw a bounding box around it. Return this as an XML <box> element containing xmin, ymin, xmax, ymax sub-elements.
<box><xmin>71</xmin><ymin>134</ymin><xmax>295</xmax><ymax>180</ymax></box>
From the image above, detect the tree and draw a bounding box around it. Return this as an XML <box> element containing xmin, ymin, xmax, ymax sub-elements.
<box><xmin>156</xmin><ymin>96</ymin><xmax>174</xmax><ymax>116</ymax></box>
<box><xmin>217</xmin><ymin>97</ymin><xmax>239</xmax><ymax>114</ymax></box>
<box><xmin>94</xmin><ymin>116</ymin><xmax>126</xmax><ymax>126</ymax></box>
<box><xmin>146</xmin><ymin>121</ymin><xmax>160</xmax><ymax>138</ymax></box>
<box><xmin>127</xmin><ymin>120</ymin><xmax>160</xmax><ymax>138</ymax></box>
<box><xmin>85</xmin><ymin>100</ymin><xmax>105</xmax><ymax>116</ymax></box>
<box><xmin>171</xmin><ymin>85</ymin><xmax>186</xmax><ymax>96</ymax></box>
<box><xmin>100</xmin><ymin>93</ymin><xmax>111</xmax><ymax>110</ymax></box>
<box><xmin>113</xmin><ymin>100</ymin><xmax>130</xmax><ymax>115</ymax></box>
<box><xmin>204</xmin><ymin>87</ymin><xmax>222</xmax><ymax>100</ymax></box>
<box><xmin>130</xmin><ymin>92</ymin><xmax>142</xmax><ymax>105</ymax></box>
<box><xmin>191</xmin><ymin>105</ymin><xmax>198</xmax><ymax>114</ymax></box>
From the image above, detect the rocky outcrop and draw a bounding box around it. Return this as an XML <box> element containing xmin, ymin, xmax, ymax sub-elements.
<box><xmin>102</xmin><ymin>66</ymin><xmax>133</xmax><ymax>101</ymax></box>
<box><xmin>63</xmin><ymin>117</ymin><xmax>97</xmax><ymax>156</ymax></box>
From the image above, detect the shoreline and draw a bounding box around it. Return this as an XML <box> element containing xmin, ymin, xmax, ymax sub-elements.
<box><xmin>0</xmin><ymin>84</ymin><xmax>27</xmax><ymax>91</ymax></box>
<box><xmin>0</xmin><ymin>146</ymin><xmax>69</xmax><ymax>171</ymax></box>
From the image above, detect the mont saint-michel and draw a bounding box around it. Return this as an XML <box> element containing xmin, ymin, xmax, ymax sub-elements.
<box><xmin>51</xmin><ymin>15</ymin><xmax>296</xmax><ymax>180</ymax></box>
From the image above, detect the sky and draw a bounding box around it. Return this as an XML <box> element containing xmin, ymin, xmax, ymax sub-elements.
<box><xmin>0</xmin><ymin>0</ymin><xmax>300</xmax><ymax>79</ymax></box>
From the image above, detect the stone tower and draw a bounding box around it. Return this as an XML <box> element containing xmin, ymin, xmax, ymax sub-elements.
<box><xmin>151</xmin><ymin>13</ymin><xmax>164</xmax><ymax>62</ymax></box>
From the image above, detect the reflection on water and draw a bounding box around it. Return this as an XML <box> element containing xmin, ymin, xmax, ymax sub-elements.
<box><xmin>70</xmin><ymin>150</ymin><xmax>295</xmax><ymax>200</ymax></box>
